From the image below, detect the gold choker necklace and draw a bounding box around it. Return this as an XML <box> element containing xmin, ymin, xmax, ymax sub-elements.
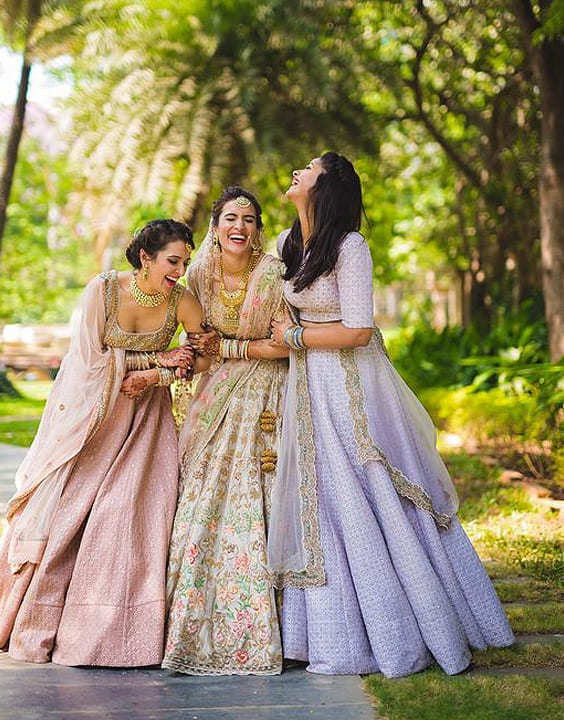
<box><xmin>129</xmin><ymin>273</ymin><xmax>166</xmax><ymax>307</ymax></box>
<box><xmin>218</xmin><ymin>253</ymin><xmax>261</xmax><ymax>332</ymax></box>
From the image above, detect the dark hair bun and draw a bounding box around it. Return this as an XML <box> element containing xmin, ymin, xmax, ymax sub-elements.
<box><xmin>125</xmin><ymin>219</ymin><xmax>194</xmax><ymax>269</ymax></box>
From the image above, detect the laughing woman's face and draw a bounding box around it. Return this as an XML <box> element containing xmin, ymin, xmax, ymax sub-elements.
<box><xmin>215</xmin><ymin>199</ymin><xmax>258</xmax><ymax>258</ymax></box>
<box><xmin>286</xmin><ymin>157</ymin><xmax>325</xmax><ymax>203</ymax></box>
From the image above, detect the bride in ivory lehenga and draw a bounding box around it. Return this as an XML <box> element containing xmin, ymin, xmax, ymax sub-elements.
<box><xmin>162</xmin><ymin>187</ymin><xmax>289</xmax><ymax>675</ymax></box>
<box><xmin>0</xmin><ymin>219</ymin><xmax>208</xmax><ymax>666</ymax></box>
<box><xmin>269</xmin><ymin>152</ymin><xmax>514</xmax><ymax>677</ymax></box>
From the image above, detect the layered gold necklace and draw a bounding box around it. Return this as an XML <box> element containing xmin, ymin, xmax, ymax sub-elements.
<box><xmin>218</xmin><ymin>252</ymin><xmax>261</xmax><ymax>333</ymax></box>
<box><xmin>129</xmin><ymin>272</ymin><xmax>166</xmax><ymax>307</ymax></box>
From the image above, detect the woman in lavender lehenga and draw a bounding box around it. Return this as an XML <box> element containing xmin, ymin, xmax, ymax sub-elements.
<box><xmin>0</xmin><ymin>219</ymin><xmax>208</xmax><ymax>666</ymax></box>
<box><xmin>269</xmin><ymin>152</ymin><xmax>514</xmax><ymax>678</ymax></box>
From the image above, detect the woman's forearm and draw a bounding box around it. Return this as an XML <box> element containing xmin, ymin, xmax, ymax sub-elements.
<box><xmin>194</xmin><ymin>355</ymin><xmax>212</xmax><ymax>373</ymax></box>
<box><xmin>248</xmin><ymin>339</ymin><xmax>290</xmax><ymax>360</ymax></box>
<box><xmin>301</xmin><ymin>323</ymin><xmax>372</xmax><ymax>350</ymax></box>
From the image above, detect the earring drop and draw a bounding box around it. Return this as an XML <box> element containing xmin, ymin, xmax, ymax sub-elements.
<box><xmin>142</xmin><ymin>266</ymin><xmax>148</xmax><ymax>281</ymax></box>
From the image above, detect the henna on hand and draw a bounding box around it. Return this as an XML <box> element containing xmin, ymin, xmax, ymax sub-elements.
<box><xmin>120</xmin><ymin>370</ymin><xmax>156</xmax><ymax>399</ymax></box>
<box><xmin>186</xmin><ymin>329</ymin><xmax>220</xmax><ymax>358</ymax></box>
<box><xmin>156</xmin><ymin>346</ymin><xmax>194</xmax><ymax>369</ymax></box>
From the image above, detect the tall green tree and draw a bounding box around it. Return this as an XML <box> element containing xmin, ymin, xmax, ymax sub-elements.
<box><xmin>512</xmin><ymin>0</ymin><xmax>564</xmax><ymax>359</ymax></box>
<box><xmin>66</xmin><ymin>0</ymin><xmax>375</xmax><ymax>262</ymax></box>
<box><xmin>0</xmin><ymin>0</ymin><xmax>42</xmax><ymax>254</ymax></box>
<box><xmin>355</xmin><ymin>1</ymin><xmax>541</xmax><ymax>329</ymax></box>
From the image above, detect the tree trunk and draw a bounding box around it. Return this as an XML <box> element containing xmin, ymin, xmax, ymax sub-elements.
<box><xmin>514</xmin><ymin>1</ymin><xmax>564</xmax><ymax>360</ymax></box>
<box><xmin>536</xmin><ymin>41</ymin><xmax>564</xmax><ymax>360</ymax></box>
<box><xmin>0</xmin><ymin>56</ymin><xmax>32</xmax><ymax>255</ymax></box>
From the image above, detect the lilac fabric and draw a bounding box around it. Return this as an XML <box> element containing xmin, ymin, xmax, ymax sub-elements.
<box><xmin>278</xmin><ymin>230</ymin><xmax>514</xmax><ymax>677</ymax></box>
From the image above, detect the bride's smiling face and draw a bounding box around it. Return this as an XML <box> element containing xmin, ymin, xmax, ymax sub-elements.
<box><xmin>286</xmin><ymin>157</ymin><xmax>325</xmax><ymax>203</ymax></box>
<box><xmin>215</xmin><ymin>199</ymin><xmax>258</xmax><ymax>257</ymax></box>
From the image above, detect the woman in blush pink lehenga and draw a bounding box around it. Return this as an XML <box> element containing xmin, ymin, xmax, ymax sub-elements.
<box><xmin>0</xmin><ymin>219</ymin><xmax>208</xmax><ymax>666</ymax></box>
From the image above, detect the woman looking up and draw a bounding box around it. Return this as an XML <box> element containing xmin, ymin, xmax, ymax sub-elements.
<box><xmin>270</xmin><ymin>153</ymin><xmax>514</xmax><ymax>677</ymax></box>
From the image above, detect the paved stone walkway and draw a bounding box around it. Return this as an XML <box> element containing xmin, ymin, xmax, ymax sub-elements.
<box><xmin>0</xmin><ymin>656</ymin><xmax>377</xmax><ymax>720</ymax></box>
<box><xmin>0</xmin><ymin>443</ymin><xmax>377</xmax><ymax>720</ymax></box>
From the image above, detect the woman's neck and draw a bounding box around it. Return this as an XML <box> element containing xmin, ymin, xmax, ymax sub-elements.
<box><xmin>221</xmin><ymin>248</ymin><xmax>252</xmax><ymax>275</ymax></box>
<box><xmin>297</xmin><ymin>204</ymin><xmax>313</xmax><ymax>246</ymax></box>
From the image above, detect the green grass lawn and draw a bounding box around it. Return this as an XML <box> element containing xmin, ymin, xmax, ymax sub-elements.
<box><xmin>0</xmin><ymin>379</ymin><xmax>50</xmax><ymax>447</ymax></box>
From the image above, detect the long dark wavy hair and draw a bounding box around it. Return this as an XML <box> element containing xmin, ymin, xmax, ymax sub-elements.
<box><xmin>282</xmin><ymin>152</ymin><xmax>363</xmax><ymax>292</ymax></box>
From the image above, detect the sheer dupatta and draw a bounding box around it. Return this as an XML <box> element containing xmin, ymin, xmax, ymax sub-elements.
<box><xmin>177</xmin><ymin>248</ymin><xmax>285</xmax><ymax>466</ymax></box>
<box><xmin>6</xmin><ymin>274</ymin><xmax>126</xmax><ymax>573</ymax></box>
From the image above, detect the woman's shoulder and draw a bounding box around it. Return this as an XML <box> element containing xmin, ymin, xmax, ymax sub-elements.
<box><xmin>340</xmin><ymin>231</ymin><xmax>366</xmax><ymax>251</ymax></box>
<box><xmin>276</xmin><ymin>228</ymin><xmax>291</xmax><ymax>256</ymax></box>
<box><xmin>262</xmin><ymin>251</ymin><xmax>284</xmax><ymax>269</ymax></box>
<box><xmin>337</xmin><ymin>231</ymin><xmax>369</xmax><ymax>263</ymax></box>
<box><xmin>177</xmin><ymin>284</ymin><xmax>200</xmax><ymax>308</ymax></box>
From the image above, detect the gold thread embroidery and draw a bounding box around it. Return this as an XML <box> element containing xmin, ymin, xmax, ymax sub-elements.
<box><xmin>86</xmin><ymin>349</ymin><xmax>116</xmax><ymax>442</ymax></box>
<box><xmin>339</xmin><ymin>343</ymin><xmax>451</xmax><ymax>530</ymax></box>
<box><xmin>102</xmin><ymin>270</ymin><xmax>182</xmax><ymax>351</ymax></box>
<box><xmin>270</xmin><ymin>350</ymin><xmax>326</xmax><ymax>589</ymax></box>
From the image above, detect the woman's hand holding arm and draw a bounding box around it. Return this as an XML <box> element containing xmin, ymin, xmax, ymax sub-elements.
<box><xmin>270</xmin><ymin>318</ymin><xmax>372</xmax><ymax>350</ymax></box>
<box><xmin>120</xmin><ymin>369</ymin><xmax>159</xmax><ymax>398</ymax></box>
<box><xmin>177</xmin><ymin>291</ymin><xmax>212</xmax><ymax>372</ymax></box>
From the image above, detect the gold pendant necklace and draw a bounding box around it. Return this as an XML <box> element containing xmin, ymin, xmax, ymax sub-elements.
<box><xmin>218</xmin><ymin>253</ymin><xmax>261</xmax><ymax>331</ymax></box>
<box><xmin>129</xmin><ymin>273</ymin><xmax>166</xmax><ymax>307</ymax></box>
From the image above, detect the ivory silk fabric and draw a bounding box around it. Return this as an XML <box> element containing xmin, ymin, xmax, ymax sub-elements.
<box><xmin>163</xmin><ymin>253</ymin><xmax>288</xmax><ymax>676</ymax></box>
<box><xmin>0</xmin><ymin>272</ymin><xmax>181</xmax><ymax>666</ymax></box>
<box><xmin>277</xmin><ymin>230</ymin><xmax>514</xmax><ymax>677</ymax></box>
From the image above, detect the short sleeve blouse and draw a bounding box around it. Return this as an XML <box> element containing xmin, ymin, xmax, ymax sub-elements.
<box><xmin>279</xmin><ymin>231</ymin><xmax>374</xmax><ymax>328</ymax></box>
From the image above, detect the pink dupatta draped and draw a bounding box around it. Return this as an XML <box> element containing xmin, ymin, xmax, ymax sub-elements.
<box><xmin>6</xmin><ymin>274</ymin><xmax>126</xmax><ymax>572</ymax></box>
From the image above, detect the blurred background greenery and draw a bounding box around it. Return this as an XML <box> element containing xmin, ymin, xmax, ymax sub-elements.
<box><xmin>1</xmin><ymin>0</ymin><xmax>562</xmax><ymax>476</ymax></box>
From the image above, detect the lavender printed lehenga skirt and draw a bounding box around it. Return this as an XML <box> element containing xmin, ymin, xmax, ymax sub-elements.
<box><xmin>277</xmin><ymin>334</ymin><xmax>514</xmax><ymax>677</ymax></box>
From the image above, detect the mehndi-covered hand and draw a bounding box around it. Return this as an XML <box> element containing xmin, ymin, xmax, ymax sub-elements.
<box><xmin>120</xmin><ymin>369</ymin><xmax>157</xmax><ymax>399</ymax></box>
<box><xmin>157</xmin><ymin>346</ymin><xmax>194</xmax><ymax>370</ymax></box>
<box><xmin>186</xmin><ymin>324</ymin><xmax>221</xmax><ymax>358</ymax></box>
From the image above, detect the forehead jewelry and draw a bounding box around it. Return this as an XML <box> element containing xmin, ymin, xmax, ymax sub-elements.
<box><xmin>235</xmin><ymin>195</ymin><xmax>251</xmax><ymax>208</ymax></box>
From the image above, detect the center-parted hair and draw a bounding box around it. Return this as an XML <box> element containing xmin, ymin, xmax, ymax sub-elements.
<box><xmin>211</xmin><ymin>186</ymin><xmax>263</xmax><ymax>229</ymax></box>
<box><xmin>125</xmin><ymin>219</ymin><xmax>194</xmax><ymax>269</ymax></box>
<box><xmin>282</xmin><ymin>152</ymin><xmax>363</xmax><ymax>292</ymax></box>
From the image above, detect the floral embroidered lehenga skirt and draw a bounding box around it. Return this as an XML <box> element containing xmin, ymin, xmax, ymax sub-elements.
<box><xmin>163</xmin><ymin>360</ymin><xmax>287</xmax><ymax>675</ymax></box>
<box><xmin>0</xmin><ymin>388</ymin><xmax>178</xmax><ymax>666</ymax></box>
<box><xmin>280</xmin><ymin>336</ymin><xmax>514</xmax><ymax>677</ymax></box>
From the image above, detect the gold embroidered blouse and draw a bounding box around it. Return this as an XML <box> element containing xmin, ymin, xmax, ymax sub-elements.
<box><xmin>101</xmin><ymin>270</ymin><xmax>183</xmax><ymax>351</ymax></box>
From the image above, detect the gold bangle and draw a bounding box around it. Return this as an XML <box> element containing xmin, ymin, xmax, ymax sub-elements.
<box><xmin>156</xmin><ymin>367</ymin><xmax>175</xmax><ymax>387</ymax></box>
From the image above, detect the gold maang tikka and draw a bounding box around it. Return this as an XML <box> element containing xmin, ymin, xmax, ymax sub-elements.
<box><xmin>235</xmin><ymin>195</ymin><xmax>251</xmax><ymax>207</ymax></box>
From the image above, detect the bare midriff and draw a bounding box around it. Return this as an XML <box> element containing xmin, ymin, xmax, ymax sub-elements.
<box><xmin>301</xmin><ymin>319</ymin><xmax>342</xmax><ymax>328</ymax></box>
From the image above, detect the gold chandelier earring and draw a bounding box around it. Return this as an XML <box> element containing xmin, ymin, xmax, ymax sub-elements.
<box><xmin>142</xmin><ymin>264</ymin><xmax>149</xmax><ymax>281</ymax></box>
<box><xmin>251</xmin><ymin>234</ymin><xmax>262</xmax><ymax>256</ymax></box>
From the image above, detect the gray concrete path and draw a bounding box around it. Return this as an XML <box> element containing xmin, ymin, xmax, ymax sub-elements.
<box><xmin>0</xmin><ymin>444</ymin><xmax>377</xmax><ymax>720</ymax></box>
<box><xmin>0</xmin><ymin>656</ymin><xmax>376</xmax><ymax>720</ymax></box>
<box><xmin>0</xmin><ymin>442</ymin><xmax>25</xmax><ymax>513</ymax></box>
